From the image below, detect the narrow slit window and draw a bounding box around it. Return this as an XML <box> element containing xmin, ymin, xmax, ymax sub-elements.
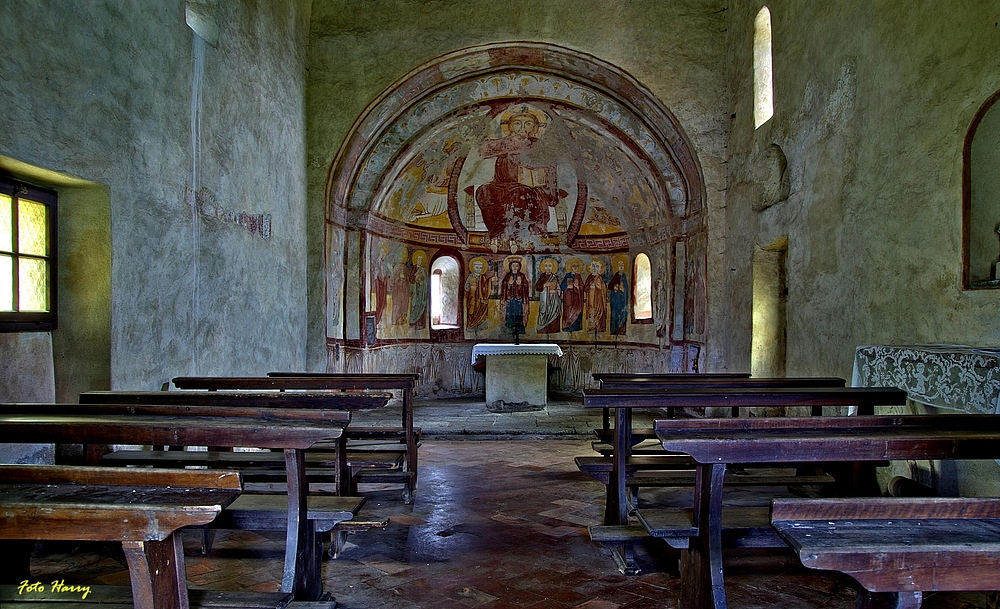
<box><xmin>633</xmin><ymin>253</ymin><xmax>652</xmax><ymax>321</ymax></box>
<box><xmin>430</xmin><ymin>255</ymin><xmax>460</xmax><ymax>330</ymax></box>
<box><xmin>753</xmin><ymin>6</ymin><xmax>774</xmax><ymax>129</ymax></box>
<box><xmin>1</xmin><ymin>177</ymin><xmax>57</xmax><ymax>331</ymax></box>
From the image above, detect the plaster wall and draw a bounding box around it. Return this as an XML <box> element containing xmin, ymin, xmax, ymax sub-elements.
<box><xmin>724</xmin><ymin>1</ymin><xmax>1000</xmax><ymax>377</ymax></box>
<box><xmin>0</xmin><ymin>0</ymin><xmax>312</xmax><ymax>395</ymax></box>
<box><xmin>723</xmin><ymin>2</ymin><xmax>1000</xmax><ymax>495</ymax></box>
<box><xmin>306</xmin><ymin>1</ymin><xmax>731</xmax><ymax>373</ymax></box>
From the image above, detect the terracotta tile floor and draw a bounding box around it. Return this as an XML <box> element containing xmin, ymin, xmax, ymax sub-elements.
<box><xmin>27</xmin><ymin>397</ymin><xmax>998</xmax><ymax>608</ymax></box>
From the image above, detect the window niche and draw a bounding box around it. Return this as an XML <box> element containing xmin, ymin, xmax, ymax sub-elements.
<box><xmin>632</xmin><ymin>252</ymin><xmax>653</xmax><ymax>322</ymax></box>
<box><xmin>430</xmin><ymin>254</ymin><xmax>461</xmax><ymax>330</ymax></box>
<box><xmin>753</xmin><ymin>7</ymin><xmax>774</xmax><ymax>129</ymax></box>
<box><xmin>964</xmin><ymin>91</ymin><xmax>1000</xmax><ymax>289</ymax></box>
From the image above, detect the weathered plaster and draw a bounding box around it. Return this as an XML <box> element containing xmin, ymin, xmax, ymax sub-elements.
<box><xmin>724</xmin><ymin>1</ymin><xmax>1000</xmax><ymax>494</ymax></box>
<box><xmin>0</xmin><ymin>1</ymin><xmax>313</xmax><ymax>396</ymax></box>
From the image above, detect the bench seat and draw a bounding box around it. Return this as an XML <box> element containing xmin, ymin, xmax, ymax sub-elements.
<box><xmin>771</xmin><ymin>497</ymin><xmax>1000</xmax><ymax>609</ymax></box>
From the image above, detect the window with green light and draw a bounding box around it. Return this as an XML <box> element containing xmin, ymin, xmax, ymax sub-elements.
<box><xmin>1</xmin><ymin>177</ymin><xmax>57</xmax><ymax>331</ymax></box>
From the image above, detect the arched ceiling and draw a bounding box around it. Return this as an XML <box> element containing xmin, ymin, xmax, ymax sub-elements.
<box><xmin>326</xmin><ymin>43</ymin><xmax>705</xmax><ymax>252</ymax></box>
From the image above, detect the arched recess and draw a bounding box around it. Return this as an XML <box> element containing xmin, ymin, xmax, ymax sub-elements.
<box><xmin>324</xmin><ymin>42</ymin><xmax>708</xmax><ymax>380</ymax></box>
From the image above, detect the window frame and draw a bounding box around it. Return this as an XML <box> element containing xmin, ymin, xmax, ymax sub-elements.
<box><xmin>0</xmin><ymin>176</ymin><xmax>58</xmax><ymax>332</ymax></box>
<box><xmin>631</xmin><ymin>252</ymin><xmax>653</xmax><ymax>324</ymax></box>
<box><xmin>753</xmin><ymin>6</ymin><xmax>774</xmax><ymax>129</ymax></box>
<box><xmin>429</xmin><ymin>252</ymin><xmax>462</xmax><ymax>335</ymax></box>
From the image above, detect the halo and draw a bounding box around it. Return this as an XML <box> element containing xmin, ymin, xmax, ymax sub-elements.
<box><xmin>538</xmin><ymin>256</ymin><xmax>559</xmax><ymax>273</ymax></box>
<box><xmin>611</xmin><ymin>254</ymin><xmax>630</xmax><ymax>272</ymax></box>
<box><xmin>469</xmin><ymin>256</ymin><xmax>489</xmax><ymax>271</ymax></box>
<box><xmin>588</xmin><ymin>258</ymin><xmax>605</xmax><ymax>273</ymax></box>
<box><xmin>503</xmin><ymin>255</ymin><xmax>526</xmax><ymax>272</ymax></box>
<box><xmin>499</xmin><ymin>104</ymin><xmax>549</xmax><ymax>138</ymax></box>
<box><xmin>411</xmin><ymin>249</ymin><xmax>428</xmax><ymax>266</ymax></box>
<box><xmin>565</xmin><ymin>257</ymin><xmax>584</xmax><ymax>273</ymax></box>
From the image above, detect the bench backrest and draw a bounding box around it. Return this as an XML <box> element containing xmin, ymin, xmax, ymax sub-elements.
<box><xmin>592</xmin><ymin>373</ymin><xmax>751</xmax><ymax>382</ymax></box>
<box><xmin>0</xmin><ymin>412</ymin><xmax>343</xmax><ymax>450</ymax></box>
<box><xmin>0</xmin><ymin>463</ymin><xmax>242</xmax><ymax>489</ymax></box>
<box><xmin>771</xmin><ymin>497</ymin><xmax>1000</xmax><ymax>521</ymax></box>
<box><xmin>654</xmin><ymin>414</ymin><xmax>1000</xmax><ymax>463</ymax></box>
<box><xmin>583</xmin><ymin>386</ymin><xmax>906</xmax><ymax>409</ymax></box>
<box><xmin>596</xmin><ymin>376</ymin><xmax>846</xmax><ymax>390</ymax></box>
<box><xmin>81</xmin><ymin>390</ymin><xmax>388</xmax><ymax>411</ymax></box>
<box><xmin>175</xmin><ymin>374</ymin><xmax>418</xmax><ymax>391</ymax></box>
<box><xmin>3</xmin><ymin>401</ymin><xmax>352</xmax><ymax>425</ymax></box>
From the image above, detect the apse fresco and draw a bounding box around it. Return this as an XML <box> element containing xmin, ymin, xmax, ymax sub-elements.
<box><xmin>365</xmin><ymin>231</ymin><xmax>653</xmax><ymax>342</ymax></box>
<box><xmin>367</xmin><ymin>237</ymin><xmax>430</xmax><ymax>340</ymax></box>
<box><xmin>459</xmin><ymin>253</ymin><xmax>636</xmax><ymax>341</ymax></box>
<box><xmin>375</xmin><ymin>99</ymin><xmax>654</xmax><ymax>253</ymax></box>
<box><xmin>335</xmin><ymin>44</ymin><xmax>706</xmax><ymax>376</ymax></box>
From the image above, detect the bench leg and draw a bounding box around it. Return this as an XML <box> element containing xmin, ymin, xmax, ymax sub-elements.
<box><xmin>282</xmin><ymin>448</ymin><xmax>323</xmax><ymax>601</ymax></box>
<box><xmin>122</xmin><ymin>535</ymin><xmax>189</xmax><ymax>609</ymax></box>
<box><xmin>609</xmin><ymin>541</ymin><xmax>641</xmax><ymax>576</ymax></box>
<box><xmin>679</xmin><ymin>463</ymin><xmax>727</xmax><ymax>609</ymax></box>
<box><xmin>328</xmin><ymin>529</ymin><xmax>349</xmax><ymax>560</ymax></box>
<box><xmin>856</xmin><ymin>590</ymin><xmax>922</xmax><ymax>609</ymax></box>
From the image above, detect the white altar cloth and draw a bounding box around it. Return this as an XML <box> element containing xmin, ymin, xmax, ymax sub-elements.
<box><xmin>471</xmin><ymin>343</ymin><xmax>564</xmax><ymax>364</ymax></box>
<box><xmin>472</xmin><ymin>343</ymin><xmax>563</xmax><ymax>411</ymax></box>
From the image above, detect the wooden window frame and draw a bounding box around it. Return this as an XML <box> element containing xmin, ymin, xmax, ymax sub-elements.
<box><xmin>0</xmin><ymin>176</ymin><xmax>58</xmax><ymax>332</ymax></box>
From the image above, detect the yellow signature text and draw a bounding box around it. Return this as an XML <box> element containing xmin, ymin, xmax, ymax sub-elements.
<box><xmin>18</xmin><ymin>580</ymin><xmax>91</xmax><ymax>600</ymax></box>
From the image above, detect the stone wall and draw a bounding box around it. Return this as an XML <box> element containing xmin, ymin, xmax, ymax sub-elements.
<box><xmin>0</xmin><ymin>0</ymin><xmax>313</xmax><ymax>398</ymax></box>
<box><xmin>723</xmin><ymin>1</ymin><xmax>1000</xmax><ymax>495</ymax></box>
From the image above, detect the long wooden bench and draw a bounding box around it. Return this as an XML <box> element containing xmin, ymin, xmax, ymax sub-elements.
<box><xmin>771</xmin><ymin>497</ymin><xmax>1000</xmax><ymax>609</ymax></box>
<box><xmin>174</xmin><ymin>374</ymin><xmax>422</xmax><ymax>504</ymax></box>
<box><xmin>37</xmin><ymin>398</ymin><xmax>384</xmax><ymax>559</ymax></box>
<box><xmin>0</xmin><ymin>464</ymin><xmax>254</xmax><ymax>609</ymax></box>
<box><xmin>650</xmin><ymin>413</ymin><xmax>1000</xmax><ymax>609</ymax></box>
<box><xmin>0</xmin><ymin>409</ymin><xmax>348</xmax><ymax>601</ymax></box>
<box><xmin>591</xmin><ymin>373</ymin><xmax>751</xmax><ymax>430</ymax></box>
<box><xmin>79</xmin><ymin>390</ymin><xmax>390</xmax><ymax>496</ymax></box>
<box><xmin>580</xmin><ymin>383</ymin><xmax>904</xmax><ymax>575</ymax></box>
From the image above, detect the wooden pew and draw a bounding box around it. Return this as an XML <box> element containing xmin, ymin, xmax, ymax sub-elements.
<box><xmin>14</xmin><ymin>399</ymin><xmax>381</xmax><ymax>559</ymax></box>
<box><xmin>79</xmin><ymin>390</ymin><xmax>390</xmax><ymax>496</ymax></box>
<box><xmin>591</xmin><ymin>373</ymin><xmax>751</xmax><ymax>430</ymax></box>
<box><xmin>0</xmin><ymin>410</ymin><xmax>347</xmax><ymax>601</ymax></box>
<box><xmin>174</xmin><ymin>374</ymin><xmax>422</xmax><ymax>504</ymax></box>
<box><xmin>580</xmin><ymin>385</ymin><xmax>905</xmax><ymax>575</ymax></box>
<box><xmin>771</xmin><ymin>497</ymin><xmax>1000</xmax><ymax>609</ymax></box>
<box><xmin>0</xmin><ymin>464</ymin><xmax>246</xmax><ymax>609</ymax></box>
<box><xmin>650</xmin><ymin>414</ymin><xmax>1000</xmax><ymax>609</ymax></box>
<box><xmin>588</xmin><ymin>375</ymin><xmax>847</xmax><ymax>456</ymax></box>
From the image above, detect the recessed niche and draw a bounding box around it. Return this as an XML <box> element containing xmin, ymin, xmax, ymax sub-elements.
<box><xmin>964</xmin><ymin>91</ymin><xmax>1000</xmax><ymax>289</ymax></box>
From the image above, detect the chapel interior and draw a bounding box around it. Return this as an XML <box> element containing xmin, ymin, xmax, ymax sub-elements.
<box><xmin>2</xmin><ymin>1</ymin><xmax>1000</xmax><ymax>608</ymax></box>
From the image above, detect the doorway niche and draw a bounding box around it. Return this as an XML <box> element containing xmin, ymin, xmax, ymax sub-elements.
<box><xmin>964</xmin><ymin>91</ymin><xmax>1000</xmax><ymax>289</ymax></box>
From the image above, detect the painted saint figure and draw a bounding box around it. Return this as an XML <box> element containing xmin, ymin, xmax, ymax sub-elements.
<box><xmin>608</xmin><ymin>257</ymin><xmax>629</xmax><ymax>335</ymax></box>
<box><xmin>561</xmin><ymin>258</ymin><xmax>584</xmax><ymax>332</ymax></box>
<box><xmin>390</xmin><ymin>248</ymin><xmax>411</xmax><ymax>326</ymax></box>
<box><xmin>535</xmin><ymin>257</ymin><xmax>562</xmax><ymax>334</ymax></box>
<box><xmin>474</xmin><ymin>105</ymin><xmax>565</xmax><ymax>241</ymax></box>
<box><xmin>584</xmin><ymin>259</ymin><xmax>609</xmax><ymax>334</ymax></box>
<box><xmin>408</xmin><ymin>250</ymin><xmax>428</xmax><ymax>330</ymax></box>
<box><xmin>499</xmin><ymin>257</ymin><xmax>530</xmax><ymax>337</ymax></box>
<box><xmin>464</xmin><ymin>257</ymin><xmax>494</xmax><ymax>329</ymax></box>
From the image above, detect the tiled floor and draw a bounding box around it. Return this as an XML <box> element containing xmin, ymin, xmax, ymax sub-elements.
<box><xmin>27</xmin><ymin>397</ymin><xmax>998</xmax><ymax>609</ymax></box>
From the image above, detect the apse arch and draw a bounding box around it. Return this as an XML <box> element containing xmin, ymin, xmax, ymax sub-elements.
<box><xmin>325</xmin><ymin>42</ymin><xmax>709</xmax><ymax>377</ymax></box>
<box><xmin>326</xmin><ymin>42</ymin><xmax>706</xmax><ymax>248</ymax></box>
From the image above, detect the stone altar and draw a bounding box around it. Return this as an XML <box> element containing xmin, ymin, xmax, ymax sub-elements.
<box><xmin>472</xmin><ymin>343</ymin><xmax>563</xmax><ymax>412</ymax></box>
